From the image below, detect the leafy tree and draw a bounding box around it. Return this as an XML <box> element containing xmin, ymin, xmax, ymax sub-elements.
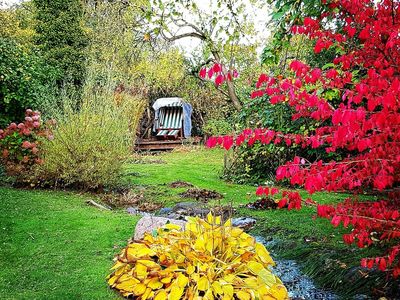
<box><xmin>83</xmin><ymin>0</ymin><xmax>150</xmax><ymax>87</ymax></box>
<box><xmin>262</xmin><ymin>0</ymin><xmax>333</xmax><ymax>66</ymax></box>
<box><xmin>147</xmin><ymin>0</ymin><xmax>266</xmax><ymax>111</ymax></box>
<box><xmin>33</xmin><ymin>0</ymin><xmax>88</xmax><ymax>86</ymax></box>
<box><xmin>0</xmin><ymin>37</ymin><xmax>57</xmax><ymax>127</ymax></box>
<box><xmin>0</xmin><ymin>1</ymin><xmax>36</xmax><ymax>47</ymax></box>
<box><xmin>209</xmin><ymin>0</ymin><xmax>400</xmax><ymax>279</ymax></box>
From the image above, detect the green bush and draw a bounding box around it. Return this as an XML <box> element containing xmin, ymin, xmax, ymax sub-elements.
<box><xmin>222</xmin><ymin>142</ymin><xmax>295</xmax><ymax>185</ymax></box>
<box><xmin>36</xmin><ymin>93</ymin><xmax>132</xmax><ymax>190</ymax></box>
<box><xmin>203</xmin><ymin>119</ymin><xmax>233</xmax><ymax>137</ymax></box>
<box><xmin>0</xmin><ymin>37</ymin><xmax>57</xmax><ymax>127</ymax></box>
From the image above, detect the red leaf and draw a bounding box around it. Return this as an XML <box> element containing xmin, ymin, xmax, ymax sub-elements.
<box><xmin>256</xmin><ymin>186</ymin><xmax>264</xmax><ymax>196</ymax></box>
<box><xmin>205</xmin><ymin>137</ymin><xmax>217</xmax><ymax>148</ymax></box>
<box><xmin>278</xmin><ymin>198</ymin><xmax>287</xmax><ymax>208</ymax></box>
<box><xmin>378</xmin><ymin>258</ymin><xmax>387</xmax><ymax>271</ymax></box>
<box><xmin>213</xmin><ymin>63</ymin><xmax>221</xmax><ymax>73</ymax></box>
<box><xmin>199</xmin><ymin>67</ymin><xmax>207</xmax><ymax>79</ymax></box>
<box><xmin>271</xmin><ymin>188</ymin><xmax>279</xmax><ymax>195</ymax></box>
<box><xmin>215</xmin><ymin>74</ymin><xmax>224</xmax><ymax>86</ymax></box>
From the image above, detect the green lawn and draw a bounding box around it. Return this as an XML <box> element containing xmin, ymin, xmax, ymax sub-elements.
<box><xmin>126</xmin><ymin>148</ymin><xmax>351</xmax><ymax>239</ymax></box>
<box><xmin>0</xmin><ymin>147</ymin><xmax>391</xmax><ymax>299</ymax></box>
<box><xmin>0</xmin><ymin>188</ymin><xmax>139</xmax><ymax>299</ymax></box>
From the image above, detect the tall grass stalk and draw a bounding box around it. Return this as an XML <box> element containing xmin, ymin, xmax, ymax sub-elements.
<box><xmin>36</xmin><ymin>68</ymin><xmax>146</xmax><ymax>189</ymax></box>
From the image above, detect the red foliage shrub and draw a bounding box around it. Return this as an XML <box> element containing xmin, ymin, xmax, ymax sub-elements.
<box><xmin>206</xmin><ymin>0</ymin><xmax>400</xmax><ymax>277</ymax></box>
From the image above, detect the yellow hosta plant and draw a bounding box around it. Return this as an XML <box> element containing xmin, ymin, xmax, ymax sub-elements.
<box><xmin>107</xmin><ymin>214</ymin><xmax>288</xmax><ymax>299</ymax></box>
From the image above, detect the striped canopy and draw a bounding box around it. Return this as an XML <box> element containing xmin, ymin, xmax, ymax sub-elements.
<box><xmin>158</xmin><ymin>106</ymin><xmax>183</xmax><ymax>129</ymax></box>
<box><xmin>152</xmin><ymin>98</ymin><xmax>192</xmax><ymax>137</ymax></box>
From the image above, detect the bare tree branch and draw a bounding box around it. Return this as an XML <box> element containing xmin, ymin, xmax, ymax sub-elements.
<box><xmin>160</xmin><ymin>30</ymin><xmax>206</xmax><ymax>42</ymax></box>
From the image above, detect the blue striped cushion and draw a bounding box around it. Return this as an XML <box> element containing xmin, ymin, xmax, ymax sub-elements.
<box><xmin>159</xmin><ymin>107</ymin><xmax>183</xmax><ymax>129</ymax></box>
<box><xmin>168</xmin><ymin>129</ymin><xmax>179</xmax><ymax>136</ymax></box>
<box><xmin>157</xmin><ymin>129</ymin><xmax>169</xmax><ymax>136</ymax></box>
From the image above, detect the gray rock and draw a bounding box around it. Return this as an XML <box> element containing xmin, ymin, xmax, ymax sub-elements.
<box><xmin>158</xmin><ymin>207</ymin><xmax>173</xmax><ymax>215</ymax></box>
<box><xmin>126</xmin><ymin>207</ymin><xmax>151</xmax><ymax>217</ymax></box>
<box><xmin>172</xmin><ymin>202</ymin><xmax>198</xmax><ymax>212</ymax></box>
<box><xmin>170</xmin><ymin>202</ymin><xmax>210</xmax><ymax>218</ymax></box>
<box><xmin>126</xmin><ymin>207</ymin><xmax>139</xmax><ymax>215</ymax></box>
<box><xmin>232</xmin><ymin>217</ymin><xmax>256</xmax><ymax>231</ymax></box>
<box><xmin>133</xmin><ymin>216</ymin><xmax>186</xmax><ymax>240</ymax></box>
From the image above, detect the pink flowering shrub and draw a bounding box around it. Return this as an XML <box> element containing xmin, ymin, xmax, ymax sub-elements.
<box><xmin>0</xmin><ymin>109</ymin><xmax>53</xmax><ymax>182</ymax></box>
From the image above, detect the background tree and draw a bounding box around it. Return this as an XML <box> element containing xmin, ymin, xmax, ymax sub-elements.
<box><xmin>33</xmin><ymin>0</ymin><xmax>88</xmax><ymax>87</ymax></box>
<box><xmin>0</xmin><ymin>2</ymin><xmax>57</xmax><ymax>126</ymax></box>
<box><xmin>147</xmin><ymin>0</ymin><xmax>267</xmax><ymax>111</ymax></box>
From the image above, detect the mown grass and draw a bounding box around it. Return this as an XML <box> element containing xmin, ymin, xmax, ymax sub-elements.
<box><xmin>125</xmin><ymin>147</ymin><xmax>352</xmax><ymax>239</ymax></box>
<box><xmin>0</xmin><ymin>188</ymin><xmax>139</xmax><ymax>299</ymax></box>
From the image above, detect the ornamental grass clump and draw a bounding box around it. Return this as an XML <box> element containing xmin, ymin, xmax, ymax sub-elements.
<box><xmin>107</xmin><ymin>214</ymin><xmax>288</xmax><ymax>299</ymax></box>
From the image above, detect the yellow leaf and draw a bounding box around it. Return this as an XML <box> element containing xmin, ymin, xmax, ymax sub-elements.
<box><xmin>186</xmin><ymin>264</ymin><xmax>195</xmax><ymax>275</ymax></box>
<box><xmin>255</xmin><ymin>243</ymin><xmax>275</xmax><ymax>266</ymax></box>
<box><xmin>175</xmin><ymin>253</ymin><xmax>186</xmax><ymax>264</ymax></box>
<box><xmin>236</xmin><ymin>290</ymin><xmax>251</xmax><ymax>300</ymax></box>
<box><xmin>261</xmin><ymin>296</ymin><xmax>277</xmax><ymax>300</ymax></box>
<box><xmin>115</xmin><ymin>278</ymin><xmax>138</xmax><ymax>292</ymax></box>
<box><xmin>137</xmin><ymin>259</ymin><xmax>159</xmax><ymax>268</ymax></box>
<box><xmin>133</xmin><ymin>283</ymin><xmax>147</xmax><ymax>295</ymax></box>
<box><xmin>197</xmin><ymin>276</ymin><xmax>209</xmax><ymax>291</ymax></box>
<box><xmin>206</xmin><ymin>238</ymin><xmax>214</xmax><ymax>254</ymax></box>
<box><xmin>223</xmin><ymin>274</ymin><xmax>235</xmax><ymax>283</ymax></box>
<box><xmin>207</xmin><ymin>212</ymin><xmax>214</xmax><ymax>223</ymax></box>
<box><xmin>154</xmin><ymin>290</ymin><xmax>167</xmax><ymax>300</ymax></box>
<box><xmin>270</xmin><ymin>284</ymin><xmax>289</xmax><ymax>300</ymax></box>
<box><xmin>224</xmin><ymin>219</ymin><xmax>232</xmax><ymax>227</ymax></box>
<box><xmin>161</xmin><ymin>275</ymin><xmax>173</xmax><ymax>284</ymax></box>
<box><xmin>164</xmin><ymin>264</ymin><xmax>179</xmax><ymax>272</ymax></box>
<box><xmin>107</xmin><ymin>275</ymin><xmax>119</xmax><ymax>286</ymax></box>
<box><xmin>185</xmin><ymin>286</ymin><xmax>195</xmax><ymax>300</ymax></box>
<box><xmin>163</xmin><ymin>223</ymin><xmax>182</xmax><ymax>231</ymax></box>
<box><xmin>231</xmin><ymin>227</ymin><xmax>243</xmax><ymax>237</ymax></box>
<box><xmin>176</xmin><ymin>273</ymin><xmax>189</xmax><ymax>288</ymax></box>
<box><xmin>135</xmin><ymin>262</ymin><xmax>148</xmax><ymax>280</ymax></box>
<box><xmin>190</xmin><ymin>273</ymin><xmax>200</xmax><ymax>282</ymax></box>
<box><xmin>185</xmin><ymin>222</ymin><xmax>199</xmax><ymax>234</ymax></box>
<box><xmin>114</xmin><ymin>264</ymin><xmax>129</xmax><ymax>277</ymax></box>
<box><xmin>194</xmin><ymin>236</ymin><xmax>206</xmax><ymax>252</ymax></box>
<box><xmin>127</xmin><ymin>244</ymin><xmax>156</xmax><ymax>259</ymax></box>
<box><xmin>222</xmin><ymin>284</ymin><xmax>234</xmax><ymax>298</ymax></box>
<box><xmin>204</xmin><ymin>289</ymin><xmax>214</xmax><ymax>300</ymax></box>
<box><xmin>247</xmin><ymin>261</ymin><xmax>265</xmax><ymax>275</ymax></box>
<box><xmin>211</xmin><ymin>281</ymin><xmax>223</xmax><ymax>295</ymax></box>
<box><xmin>147</xmin><ymin>277</ymin><xmax>163</xmax><ymax>290</ymax></box>
<box><xmin>142</xmin><ymin>287</ymin><xmax>154</xmax><ymax>300</ymax></box>
<box><xmin>258</xmin><ymin>269</ymin><xmax>278</xmax><ymax>287</ymax></box>
<box><xmin>110</xmin><ymin>260</ymin><xmax>125</xmax><ymax>270</ymax></box>
<box><xmin>169</xmin><ymin>286</ymin><xmax>184</xmax><ymax>300</ymax></box>
<box><xmin>244</xmin><ymin>277</ymin><xmax>259</xmax><ymax>289</ymax></box>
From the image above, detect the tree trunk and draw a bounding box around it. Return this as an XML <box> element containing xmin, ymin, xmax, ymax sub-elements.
<box><xmin>225</xmin><ymin>79</ymin><xmax>242</xmax><ymax>111</ymax></box>
<box><xmin>212</xmin><ymin>51</ymin><xmax>242</xmax><ymax>111</ymax></box>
